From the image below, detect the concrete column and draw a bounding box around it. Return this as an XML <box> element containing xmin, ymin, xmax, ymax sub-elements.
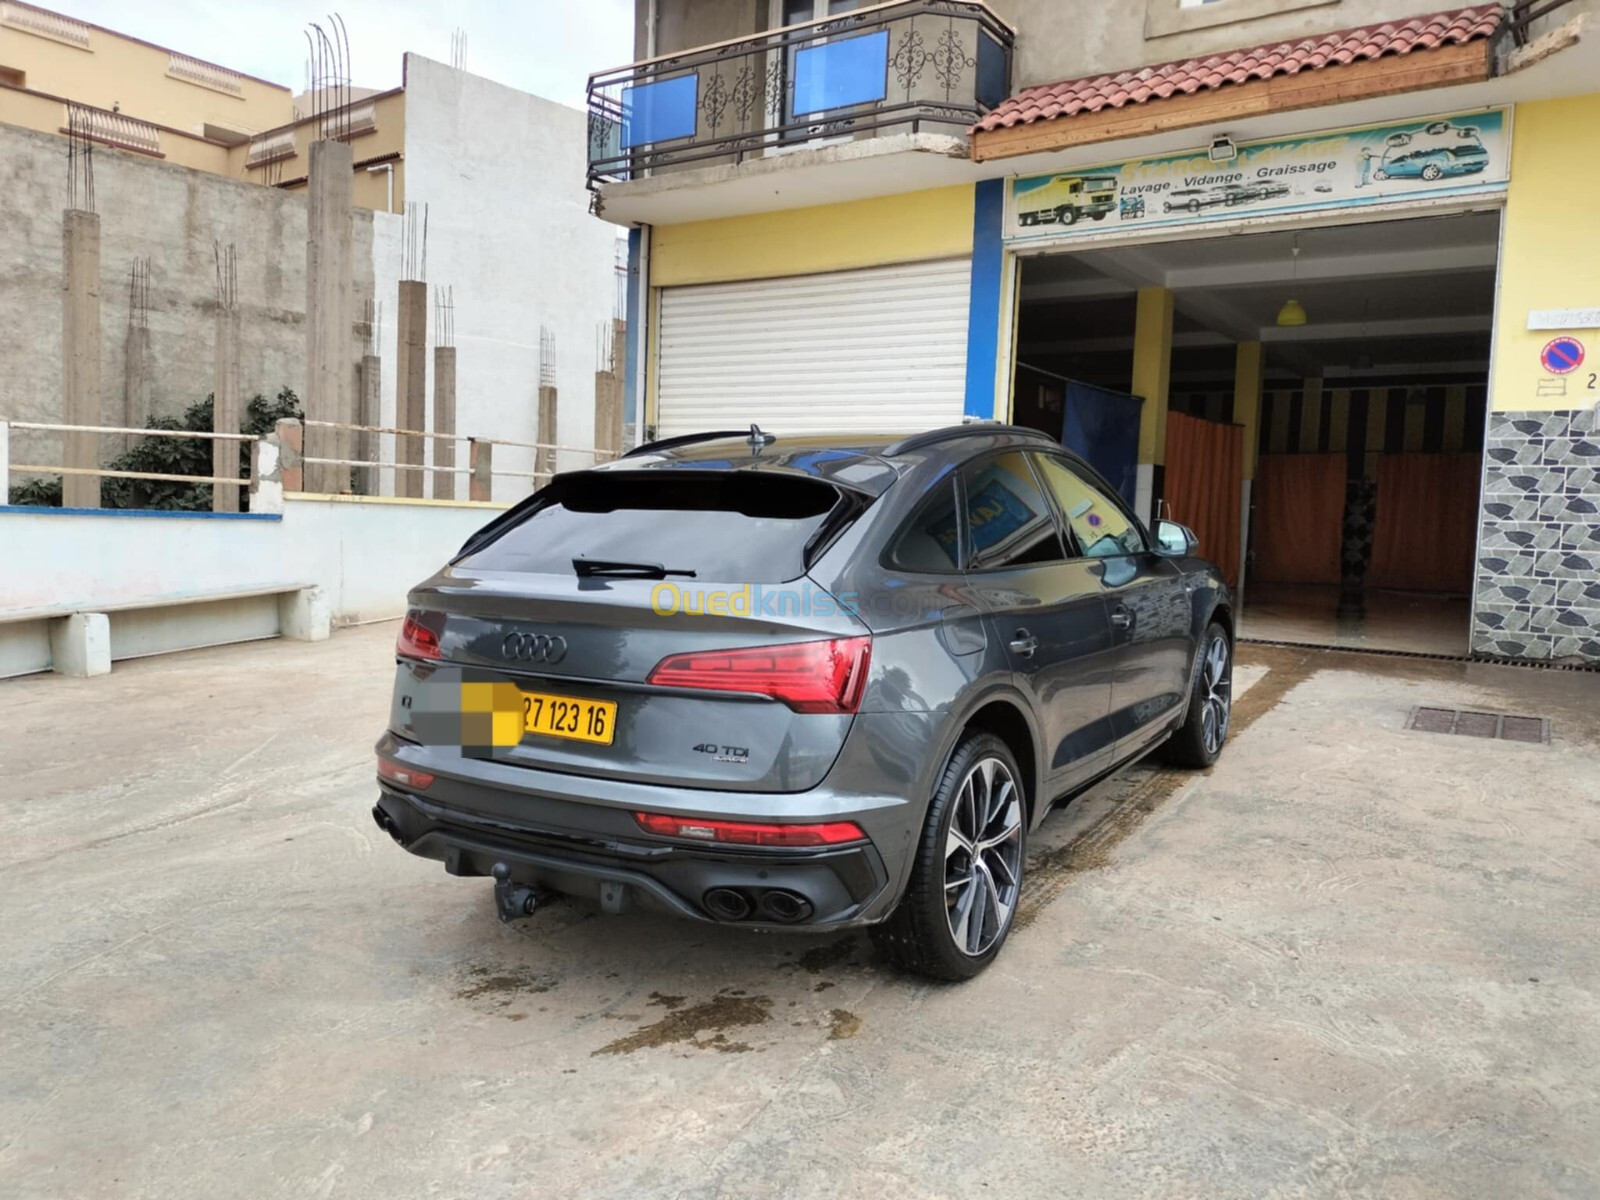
<box><xmin>123</xmin><ymin>324</ymin><xmax>152</xmax><ymax>456</ymax></box>
<box><xmin>357</xmin><ymin>354</ymin><xmax>381</xmax><ymax>494</ymax></box>
<box><xmin>62</xmin><ymin>210</ymin><xmax>102</xmax><ymax>509</ymax></box>
<box><xmin>1299</xmin><ymin>377</ymin><xmax>1324</xmax><ymax>453</ymax></box>
<box><xmin>51</xmin><ymin>612</ymin><xmax>111</xmax><ymax>677</ymax></box>
<box><xmin>396</xmin><ymin>280</ymin><xmax>427</xmax><ymax>498</ymax></box>
<box><xmin>1365</xmin><ymin>388</ymin><xmax>1388</xmax><ymax>480</ymax></box>
<box><xmin>212</xmin><ymin>307</ymin><xmax>242</xmax><ymax>513</ymax></box>
<box><xmin>1233</xmin><ymin>342</ymin><xmax>1264</xmax><ymax>609</ymax></box>
<box><xmin>275</xmin><ymin>418</ymin><xmax>304</xmax><ymax>493</ymax></box>
<box><xmin>279</xmin><ymin>587</ymin><xmax>330</xmax><ymax>642</ymax></box>
<box><xmin>536</xmin><ymin>385</ymin><xmax>558</xmax><ymax>485</ymax></box>
<box><xmin>305</xmin><ymin>139</ymin><xmax>354</xmax><ymax>494</ymax></box>
<box><xmin>433</xmin><ymin>346</ymin><xmax>456</xmax><ymax>500</ymax></box>
<box><xmin>469</xmin><ymin>438</ymin><xmax>492</xmax><ymax>502</ymax></box>
<box><xmin>594</xmin><ymin>370</ymin><xmax>623</xmax><ymax>460</ymax></box>
<box><xmin>1131</xmin><ymin>286</ymin><xmax>1174</xmax><ymax>525</ymax></box>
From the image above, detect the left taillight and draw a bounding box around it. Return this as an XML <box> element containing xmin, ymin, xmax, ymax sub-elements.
<box><xmin>646</xmin><ymin>636</ymin><xmax>872</xmax><ymax>714</ymax></box>
<box><xmin>396</xmin><ymin>610</ymin><xmax>441</xmax><ymax>661</ymax></box>
<box><xmin>377</xmin><ymin>756</ymin><xmax>434</xmax><ymax>791</ymax></box>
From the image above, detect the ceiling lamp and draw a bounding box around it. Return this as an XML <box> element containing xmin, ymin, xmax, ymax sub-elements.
<box><xmin>1276</xmin><ymin>235</ymin><xmax>1307</xmax><ymax>327</ymax></box>
<box><xmin>1208</xmin><ymin>132</ymin><xmax>1237</xmax><ymax>164</ymax></box>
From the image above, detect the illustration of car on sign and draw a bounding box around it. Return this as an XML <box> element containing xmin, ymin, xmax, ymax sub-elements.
<box><xmin>1161</xmin><ymin>181</ymin><xmax>1291</xmax><ymax>213</ymax></box>
<box><xmin>1017</xmin><ymin>175</ymin><xmax>1118</xmax><ymax>226</ymax></box>
<box><xmin>1374</xmin><ymin>121</ymin><xmax>1489</xmax><ymax>182</ymax></box>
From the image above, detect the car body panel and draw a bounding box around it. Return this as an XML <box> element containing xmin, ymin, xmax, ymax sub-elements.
<box><xmin>377</xmin><ymin>424</ymin><xmax>1232</xmax><ymax>932</ymax></box>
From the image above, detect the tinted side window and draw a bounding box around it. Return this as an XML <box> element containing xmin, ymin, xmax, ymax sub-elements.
<box><xmin>1031</xmin><ymin>454</ymin><xmax>1145</xmax><ymax>558</ymax></box>
<box><xmin>459</xmin><ymin>472</ymin><xmax>841</xmax><ymax>583</ymax></box>
<box><xmin>887</xmin><ymin>476</ymin><xmax>963</xmax><ymax>573</ymax></box>
<box><xmin>961</xmin><ymin>452</ymin><xmax>1066</xmax><ymax>571</ymax></box>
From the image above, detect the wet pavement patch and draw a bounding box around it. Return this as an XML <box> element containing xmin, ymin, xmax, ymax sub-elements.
<box><xmin>790</xmin><ymin>935</ymin><xmax>859</xmax><ymax>974</ymax></box>
<box><xmin>1015</xmin><ymin>645</ymin><xmax>1322</xmax><ymax>929</ymax></box>
<box><xmin>456</xmin><ymin>964</ymin><xmax>558</xmax><ymax>1005</ymax></box>
<box><xmin>593</xmin><ymin>990</ymin><xmax>773</xmax><ymax>1056</ymax></box>
<box><xmin>827</xmin><ymin>1009</ymin><xmax>862</xmax><ymax>1040</ymax></box>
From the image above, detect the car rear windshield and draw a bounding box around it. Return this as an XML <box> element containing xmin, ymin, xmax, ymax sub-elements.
<box><xmin>457</xmin><ymin>471</ymin><xmax>850</xmax><ymax>583</ymax></box>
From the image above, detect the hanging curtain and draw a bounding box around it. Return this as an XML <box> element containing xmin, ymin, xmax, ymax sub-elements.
<box><xmin>1251</xmin><ymin>453</ymin><xmax>1346</xmax><ymax>586</ymax></box>
<box><xmin>1162</xmin><ymin>411</ymin><xmax>1243</xmax><ymax>587</ymax></box>
<box><xmin>1367</xmin><ymin>452</ymin><xmax>1482</xmax><ymax>593</ymax></box>
<box><xmin>1061</xmin><ymin>382</ymin><xmax>1143</xmax><ymax>508</ymax></box>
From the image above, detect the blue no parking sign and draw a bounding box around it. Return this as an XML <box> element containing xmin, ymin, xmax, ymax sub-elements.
<box><xmin>1541</xmin><ymin>336</ymin><xmax>1585</xmax><ymax>375</ymax></box>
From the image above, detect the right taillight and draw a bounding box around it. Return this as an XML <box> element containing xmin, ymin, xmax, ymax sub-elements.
<box><xmin>396</xmin><ymin>611</ymin><xmax>441</xmax><ymax>661</ymax></box>
<box><xmin>647</xmin><ymin>636</ymin><xmax>872</xmax><ymax>714</ymax></box>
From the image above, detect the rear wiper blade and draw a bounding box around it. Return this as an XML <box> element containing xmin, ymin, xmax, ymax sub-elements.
<box><xmin>572</xmin><ymin>558</ymin><xmax>697</xmax><ymax>579</ymax></box>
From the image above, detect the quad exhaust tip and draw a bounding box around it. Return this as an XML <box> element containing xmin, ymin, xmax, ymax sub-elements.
<box><xmin>703</xmin><ymin>887</ymin><xmax>752</xmax><ymax>921</ymax></box>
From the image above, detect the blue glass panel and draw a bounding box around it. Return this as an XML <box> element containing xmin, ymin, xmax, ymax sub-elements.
<box><xmin>792</xmin><ymin>30</ymin><xmax>888</xmax><ymax>116</ymax></box>
<box><xmin>621</xmin><ymin>74</ymin><xmax>698</xmax><ymax>148</ymax></box>
<box><xmin>976</xmin><ymin>32</ymin><xmax>1008</xmax><ymax>111</ymax></box>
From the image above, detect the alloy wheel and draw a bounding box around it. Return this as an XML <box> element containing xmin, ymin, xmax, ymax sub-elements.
<box><xmin>943</xmin><ymin>756</ymin><xmax>1023</xmax><ymax>957</ymax></box>
<box><xmin>1201</xmin><ymin>635</ymin><xmax>1232</xmax><ymax>756</ymax></box>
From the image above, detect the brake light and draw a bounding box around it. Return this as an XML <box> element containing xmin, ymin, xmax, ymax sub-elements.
<box><xmin>646</xmin><ymin>636</ymin><xmax>872</xmax><ymax>714</ymax></box>
<box><xmin>377</xmin><ymin>756</ymin><xmax>435</xmax><ymax>791</ymax></box>
<box><xmin>633</xmin><ymin>812</ymin><xmax>866</xmax><ymax>847</ymax></box>
<box><xmin>397</xmin><ymin>611</ymin><xmax>441</xmax><ymax>661</ymax></box>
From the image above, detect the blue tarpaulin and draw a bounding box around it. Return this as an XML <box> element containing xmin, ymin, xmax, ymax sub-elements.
<box><xmin>1061</xmin><ymin>382</ymin><xmax>1143</xmax><ymax>507</ymax></box>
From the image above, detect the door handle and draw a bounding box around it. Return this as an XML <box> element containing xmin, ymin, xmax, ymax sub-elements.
<box><xmin>1110</xmin><ymin>606</ymin><xmax>1132</xmax><ymax>630</ymax></box>
<box><xmin>1008</xmin><ymin>629</ymin><xmax>1039</xmax><ymax>658</ymax></box>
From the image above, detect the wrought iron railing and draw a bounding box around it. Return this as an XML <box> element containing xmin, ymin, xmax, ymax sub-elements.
<box><xmin>586</xmin><ymin>0</ymin><xmax>1013</xmax><ymax>186</ymax></box>
<box><xmin>1509</xmin><ymin>0</ymin><xmax>1580</xmax><ymax>46</ymax></box>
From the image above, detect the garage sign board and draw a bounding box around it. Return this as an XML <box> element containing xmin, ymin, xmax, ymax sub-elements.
<box><xmin>1004</xmin><ymin>108</ymin><xmax>1509</xmax><ymax>244</ymax></box>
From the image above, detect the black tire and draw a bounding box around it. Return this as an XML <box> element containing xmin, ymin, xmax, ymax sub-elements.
<box><xmin>1163</xmin><ymin>620</ymin><xmax>1233</xmax><ymax>768</ymax></box>
<box><xmin>1374</xmin><ymin>168</ymin><xmax>1389</xmax><ymax>181</ymax></box>
<box><xmin>870</xmin><ymin>731</ymin><xmax>1027</xmax><ymax>981</ymax></box>
<box><xmin>1055</xmin><ymin>205</ymin><xmax>1078</xmax><ymax>226</ymax></box>
<box><xmin>1421</xmin><ymin>163</ymin><xmax>1442</xmax><ymax>181</ymax></box>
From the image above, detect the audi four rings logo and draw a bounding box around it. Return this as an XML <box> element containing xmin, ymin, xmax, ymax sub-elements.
<box><xmin>501</xmin><ymin>632</ymin><xmax>568</xmax><ymax>663</ymax></box>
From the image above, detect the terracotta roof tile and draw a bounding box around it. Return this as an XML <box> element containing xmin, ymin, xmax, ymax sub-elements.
<box><xmin>972</xmin><ymin>4</ymin><xmax>1504</xmax><ymax>133</ymax></box>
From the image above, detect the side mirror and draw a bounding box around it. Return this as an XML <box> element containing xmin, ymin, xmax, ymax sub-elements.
<box><xmin>1154</xmin><ymin>519</ymin><xmax>1199</xmax><ymax>557</ymax></box>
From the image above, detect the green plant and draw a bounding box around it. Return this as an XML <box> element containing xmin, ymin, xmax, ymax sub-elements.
<box><xmin>7</xmin><ymin>387</ymin><xmax>302</xmax><ymax>511</ymax></box>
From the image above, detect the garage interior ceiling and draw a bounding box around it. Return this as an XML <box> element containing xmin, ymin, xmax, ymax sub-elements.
<box><xmin>1018</xmin><ymin>210</ymin><xmax>1500</xmax><ymax>384</ymax></box>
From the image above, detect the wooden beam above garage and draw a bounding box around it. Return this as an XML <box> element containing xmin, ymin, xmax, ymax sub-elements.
<box><xmin>971</xmin><ymin>40</ymin><xmax>1495</xmax><ymax>163</ymax></box>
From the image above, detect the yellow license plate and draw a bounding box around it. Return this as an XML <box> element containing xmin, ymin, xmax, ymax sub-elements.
<box><xmin>521</xmin><ymin>691</ymin><xmax>617</xmax><ymax>746</ymax></box>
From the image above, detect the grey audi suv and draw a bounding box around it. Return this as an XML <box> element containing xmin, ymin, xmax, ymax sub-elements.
<box><xmin>374</xmin><ymin>424</ymin><xmax>1233</xmax><ymax>979</ymax></box>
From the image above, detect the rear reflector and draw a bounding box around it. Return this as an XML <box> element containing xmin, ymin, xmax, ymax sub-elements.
<box><xmin>396</xmin><ymin>611</ymin><xmax>441</xmax><ymax>661</ymax></box>
<box><xmin>633</xmin><ymin>812</ymin><xmax>866</xmax><ymax>847</ymax></box>
<box><xmin>646</xmin><ymin>636</ymin><xmax>871</xmax><ymax>714</ymax></box>
<box><xmin>377</xmin><ymin>756</ymin><xmax>435</xmax><ymax>791</ymax></box>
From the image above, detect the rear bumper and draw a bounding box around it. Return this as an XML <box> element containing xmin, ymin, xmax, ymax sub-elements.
<box><xmin>374</xmin><ymin>784</ymin><xmax>893</xmax><ymax>929</ymax></box>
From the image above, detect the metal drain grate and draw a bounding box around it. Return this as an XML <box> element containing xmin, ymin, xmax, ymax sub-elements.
<box><xmin>1405</xmin><ymin>707</ymin><xmax>1550</xmax><ymax>743</ymax></box>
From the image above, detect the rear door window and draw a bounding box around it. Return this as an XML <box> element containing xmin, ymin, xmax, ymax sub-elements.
<box><xmin>458</xmin><ymin>471</ymin><xmax>844</xmax><ymax>582</ymax></box>
<box><xmin>960</xmin><ymin>453</ymin><xmax>1066</xmax><ymax>571</ymax></box>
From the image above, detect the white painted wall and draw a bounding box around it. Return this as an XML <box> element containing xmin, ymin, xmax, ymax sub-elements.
<box><xmin>0</xmin><ymin>496</ymin><xmax>505</xmax><ymax>677</ymax></box>
<box><xmin>380</xmin><ymin>55</ymin><xmax>619</xmax><ymax>501</ymax></box>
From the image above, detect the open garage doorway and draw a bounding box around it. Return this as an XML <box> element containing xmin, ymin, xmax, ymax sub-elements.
<box><xmin>1011</xmin><ymin>208</ymin><xmax>1499</xmax><ymax>657</ymax></box>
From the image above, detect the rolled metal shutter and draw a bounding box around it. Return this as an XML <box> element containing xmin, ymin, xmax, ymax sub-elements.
<box><xmin>655</xmin><ymin>258</ymin><xmax>972</xmax><ymax>439</ymax></box>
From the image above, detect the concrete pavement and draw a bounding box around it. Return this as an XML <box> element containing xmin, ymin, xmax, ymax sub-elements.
<box><xmin>1</xmin><ymin>625</ymin><xmax>1597</xmax><ymax>1198</ymax></box>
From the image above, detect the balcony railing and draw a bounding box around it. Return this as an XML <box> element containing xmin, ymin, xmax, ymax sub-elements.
<box><xmin>586</xmin><ymin>0</ymin><xmax>1013</xmax><ymax>186</ymax></box>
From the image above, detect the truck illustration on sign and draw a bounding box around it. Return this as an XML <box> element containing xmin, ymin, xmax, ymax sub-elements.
<box><xmin>1373</xmin><ymin>120</ymin><xmax>1489</xmax><ymax>182</ymax></box>
<box><xmin>1016</xmin><ymin>175</ymin><xmax>1118</xmax><ymax>226</ymax></box>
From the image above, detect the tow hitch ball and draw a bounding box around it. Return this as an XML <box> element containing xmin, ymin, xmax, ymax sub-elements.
<box><xmin>491</xmin><ymin>862</ymin><xmax>539</xmax><ymax>923</ymax></box>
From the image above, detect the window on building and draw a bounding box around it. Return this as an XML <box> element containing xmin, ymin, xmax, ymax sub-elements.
<box><xmin>0</xmin><ymin>66</ymin><xmax>25</xmax><ymax>89</ymax></box>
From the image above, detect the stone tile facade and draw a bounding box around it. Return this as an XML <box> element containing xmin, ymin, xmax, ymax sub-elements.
<box><xmin>1475</xmin><ymin>407</ymin><xmax>1600</xmax><ymax>663</ymax></box>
